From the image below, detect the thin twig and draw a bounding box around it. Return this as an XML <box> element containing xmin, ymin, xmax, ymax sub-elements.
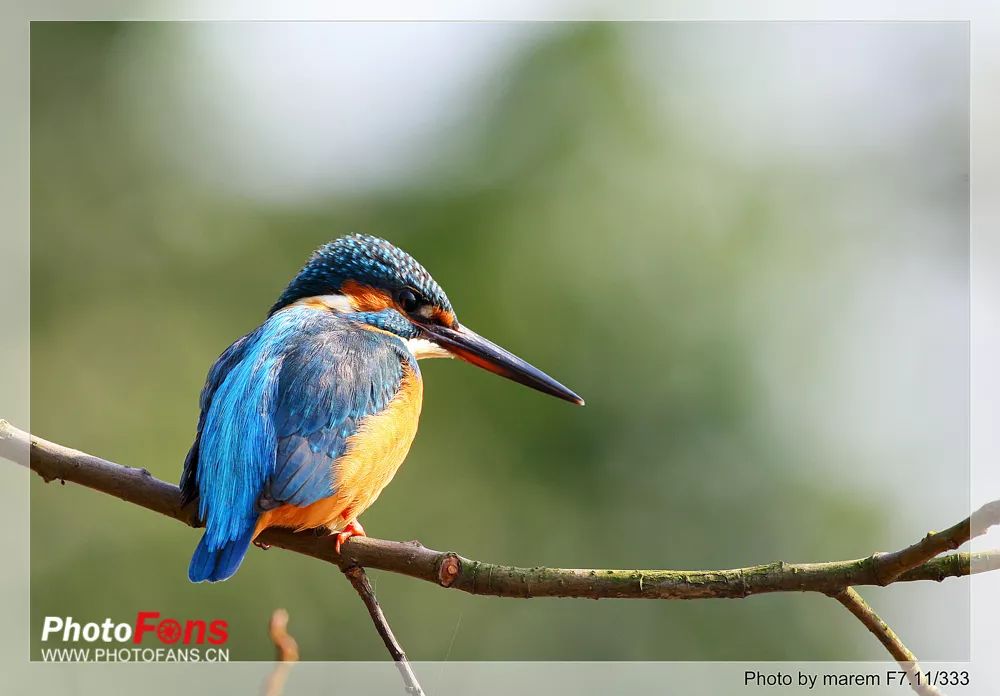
<box><xmin>269</xmin><ymin>608</ymin><xmax>299</xmax><ymax>662</ymax></box>
<box><xmin>262</xmin><ymin>609</ymin><xmax>299</xmax><ymax>696</ymax></box>
<box><xmin>872</xmin><ymin>499</ymin><xmax>1000</xmax><ymax>585</ymax></box>
<box><xmin>831</xmin><ymin>588</ymin><xmax>943</xmax><ymax>696</ymax></box>
<box><xmin>3</xmin><ymin>421</ymin><xmax>995</xmax><ymax>602</ymax></box>
<box><xmin>343</xmin><ymin>566</ymin><xmax>425</xmax><ymax>695</ymax></box>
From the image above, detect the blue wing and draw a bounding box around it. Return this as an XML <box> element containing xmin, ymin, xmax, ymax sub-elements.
<box><xmin>263</xmin><ymin>315</ymin><xmax>405</xmax><ymax>508</ymax></box>
<box><xmin>181</xmin><ymin>306</ymin><xmax>409</xmax><ymax>582</ymax></box>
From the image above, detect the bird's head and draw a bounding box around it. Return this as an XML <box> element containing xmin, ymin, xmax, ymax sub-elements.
<box><xmin>271</xmin><ymin>234</ymin><xmax>584</xmax><ymax>406</ymax></box>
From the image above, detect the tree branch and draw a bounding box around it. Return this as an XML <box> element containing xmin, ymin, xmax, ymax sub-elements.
<box><xmin>343</xmin><ymin>566</ymin><xmax>425</xmax><ymax>695</ymax></box>
<box><xmin>4</xmin><ymin>418</ymin><xmax>997</xmax><ymax>689</ymax></box>
<box><xmin>4</xmin><ymin>420</ymin><xmax>994</xmax><ymax>600</ymax></box>
<box><xmin>262</xmin><ymin>609</ymin><xmax>298</xmax><ymax>696</ymax></box>
<box><xmin>831</xmin><ymin>588</ymin><xmax>943</xmax><ymax>696</ymax></box>
<box><xmin>871</xmin><ymin>498</ymin><xmax>1000</xmax><ymax>585</ymax></box>
<box><xmin>268</xmin><ymin>608</ymin><xmax>299</xmax><ymax>662</ymax></box>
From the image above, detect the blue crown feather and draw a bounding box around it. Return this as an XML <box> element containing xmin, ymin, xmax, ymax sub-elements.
<box><xmin>270</xmin><ymin>234</ymin><xmax>452</xmax><ymax>316</ymax></box>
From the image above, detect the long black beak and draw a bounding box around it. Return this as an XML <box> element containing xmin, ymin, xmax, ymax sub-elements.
<box><xmin>418</xmin><ymin>322</ymin><xmax>584</xmax><ymax>406</ymax></box>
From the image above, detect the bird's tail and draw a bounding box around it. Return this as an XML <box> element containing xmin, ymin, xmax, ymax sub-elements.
<box><xmin>188</xmin><ymin>526</ymin><xmax>256</xmax><ymax>583</ymax></box>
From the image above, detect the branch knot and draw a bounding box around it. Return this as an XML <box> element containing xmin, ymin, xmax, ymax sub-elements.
<box><xmin>437</xmin><ymin>553</ymin><xmax>461</xmax><ymax>587</ymax></box>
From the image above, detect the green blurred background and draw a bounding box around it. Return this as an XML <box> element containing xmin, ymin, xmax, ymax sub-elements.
<box><xmin>29</xmin><ymin>22</ymin><xmax>969</xmax><ymax>661</ymax></box>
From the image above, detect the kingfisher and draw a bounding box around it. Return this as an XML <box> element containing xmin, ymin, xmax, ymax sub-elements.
<box><xmin>180</xmin><ymin>234</ymin><xmax>583</xmax><ymax>582</ymax></box>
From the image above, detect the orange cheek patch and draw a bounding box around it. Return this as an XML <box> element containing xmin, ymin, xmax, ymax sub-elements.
<box><xmin>434</xmin><ymin>308</ymin><xmax>457</xmax><ymax>328</ymax></box>
<box><xmin>341</xmin><ymin>280</ymin><xmax>395</xmax><ymax>312</ymax></box>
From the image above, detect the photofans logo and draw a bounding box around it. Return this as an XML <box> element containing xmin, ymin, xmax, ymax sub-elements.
<box><xmin>39</xmin><ymin>612</ymin><xmax>230</xmax><ymax>662</ymax></box>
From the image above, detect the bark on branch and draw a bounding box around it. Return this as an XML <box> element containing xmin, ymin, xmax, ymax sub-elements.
<box><xmin>831</xmin><ymin>588</ymin><xmax>943</xmax><ymax>696</ymax></box>
<box><xmin>4</xmin><ymin>420</ymin><xmax>994</xmax><ymax>600</ymax></box>
<box><xmin>3</xmin><ymin>418</ymin><xmax>997</xmax><ymax>696</ymax></box>
<box><xmin>343</xmin><ymin>566</ymin><xmax>424</xmax><ymax>695</ymax></box>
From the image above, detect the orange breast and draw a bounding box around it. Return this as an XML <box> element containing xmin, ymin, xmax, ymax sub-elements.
<box><xmin>255</xmin><ymin>362</ymin><xmax>423</xmax><ymax>537</ymax></box>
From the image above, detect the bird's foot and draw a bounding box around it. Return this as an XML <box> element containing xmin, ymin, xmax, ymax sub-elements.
<box><xmin>253</xmin><ymin>539</ymin><xmax>270</xmax><ymax>550</ymax></box>
<box><xmin>334</xmin><ymin>520</ymin><xmax>366</xmax><ymax>554</ymax></box>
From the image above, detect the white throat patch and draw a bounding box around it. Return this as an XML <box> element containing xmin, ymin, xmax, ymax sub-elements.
<box><xmin>405</xmin><ymin>337</ymin><xmax>453</xmax><ymax>360</ymax></box>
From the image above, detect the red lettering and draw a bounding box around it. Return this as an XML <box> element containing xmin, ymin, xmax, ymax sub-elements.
<box><xmin>208</xmin><ymin>619</ymin><xmax>228</xmax><ymax>645</ymax></box>
<box><xmin>183</xmin><ymin>619</ymin><xmax>207</xmax><ymax>644</ymax></box>
<box><xmin>133</xmin><ymin>611</ymin><xmax>160</xmax><ymax>644</ymax></box>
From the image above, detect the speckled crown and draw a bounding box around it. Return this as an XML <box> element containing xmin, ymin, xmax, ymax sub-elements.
<box><xmin>270</xmin><ymin>234</ymin><xmax>452</xmax><ymax>316</ymax></box>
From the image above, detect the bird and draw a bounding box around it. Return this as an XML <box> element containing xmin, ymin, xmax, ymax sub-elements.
<box><xmin>180</xmin><ymin>234</ymin><xmax>583</xmax><ymax>582</ymax></box>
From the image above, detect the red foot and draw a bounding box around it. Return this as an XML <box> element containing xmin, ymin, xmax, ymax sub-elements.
<box><xmin>335</xmin><ymin>520</ymin><xmax>366</xmax><ymax>554</ymax></box>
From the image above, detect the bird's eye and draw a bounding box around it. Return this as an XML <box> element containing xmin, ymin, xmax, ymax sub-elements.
<box><xmin>397</xmin><ymin>288</ymin><xmax>420</xmax><ymax>312</ymax></box>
